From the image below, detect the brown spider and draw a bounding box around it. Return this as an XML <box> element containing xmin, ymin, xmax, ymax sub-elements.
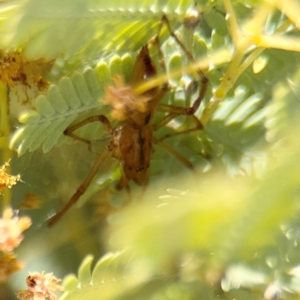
<box><xmin>48</xmin><ymin>15</ymin><xmax>208</xmax><ymax>227</ymax></box>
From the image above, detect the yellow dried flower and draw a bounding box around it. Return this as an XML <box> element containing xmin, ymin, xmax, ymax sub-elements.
<box><xmin>0</xmin><ymin>51</ymin><xmax>51</xmax><ymax>88</ymax></box>
<box><xmin>103</xmin><ymin>76</ymin><xmax>151</xmax><ymax>121</ymax></box>
<box><xmin>16</xmin><ymin>272</ymin><xmax>62</xmax><ymax>300</ymax></box>
<box><xmin>0</xmin><ymin>51</ymin><xmax>21</xmax><ymax>87</ymax></box>
<box><xmin>0</xmin><ymin>252</ymin><xmax>24</xmax><ymax>282</ymax></box>
<box><xmin>0</xmin><ymin>207</ymin><xmax>31</xmax><ymax>252</ymax></box>
<box><xmin>0</xmin><ymin>161</ymin><xmax>20</xmax><ymax>195</ymax></box>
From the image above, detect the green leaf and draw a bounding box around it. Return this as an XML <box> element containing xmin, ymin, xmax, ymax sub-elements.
<box><xmin>77</xmin><ymin>255</ymin><xmax>93</xmax><ymax>286</ymax></box>
<box><xmin>10</xmin><ymin>67</ymin><xmax>108</xmax><ymax>155</ymax></box>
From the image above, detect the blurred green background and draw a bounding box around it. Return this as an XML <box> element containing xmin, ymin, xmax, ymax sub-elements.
<box><xmin>1</xmin><ymin>0</ymin><xmax>300</xmax><ymax>299</ymax></box>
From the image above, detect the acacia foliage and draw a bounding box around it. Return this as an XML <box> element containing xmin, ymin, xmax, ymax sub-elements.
<box><xmin>1</xmin><ymin>0</ymin><xmax>300</xmax><ymax>299</ymax></box>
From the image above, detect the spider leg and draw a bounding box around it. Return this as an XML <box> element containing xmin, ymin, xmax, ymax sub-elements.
<box><xmin>116</xmin><ymin>172</ymin><xmax>130</xmax><ymax>192</ymax></box>
<box><xmin>154</xmin><ymin>109</ymin><xmax>202</xmax><ymax>129</ymax></box>
<box><xmin>48</xmin><ymin>148</ymin><xmax>110</xmax><ymax>227</ymax></box>
<box><xmin>157</xmin><ymin>126</ymin><xmax>203</xmax><ymax>142</ymax></box>
<box><xmin>154</xmin><ymin>139</ymin><xmax>195</xmax><ymax>171</ymax></box>
<box><xmin>157</xmin><ymin>14</ymin><xmax>208</xmax><ymax>115</ymax></box>
<box><xmin>151</xmin><ymin>14</ymin><xmax>208</xmax><ymax>141</ymax></box>
<box><xmin>64</xmin><ymin>115</ymin><xmax>112</xmax><ymax>149</ymax></box>
<box><xmin>115</xmin><ymin>172</ymin><xmax>132</xmax><ymax>204</ymax></box>
<box><xmin>154</xmin><ymin>109</ymin><xmax>203</xmax><ymax>142</ymax></box>
<box><xmin>48</xmin><ymin>115</ymin><xmax>112</xmax><ymax>227</ymax></box>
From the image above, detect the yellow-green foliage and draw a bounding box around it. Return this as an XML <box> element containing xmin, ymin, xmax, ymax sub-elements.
<box><xmin>2</xmin><ymin>0</ymin><xmax>300</xmax><ymax>299</ymax></box>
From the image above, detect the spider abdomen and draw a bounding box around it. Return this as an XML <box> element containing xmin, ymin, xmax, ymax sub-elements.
<box><xmin>109</xmin><ymin>123</ymin><xmax>153</xmax><ymax>190</ymax></box>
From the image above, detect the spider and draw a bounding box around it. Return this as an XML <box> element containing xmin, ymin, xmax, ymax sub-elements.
<box><xmin>48</xmin><ymin>14</ymin><xmax>208</xmax><ymax>227</ymax></box>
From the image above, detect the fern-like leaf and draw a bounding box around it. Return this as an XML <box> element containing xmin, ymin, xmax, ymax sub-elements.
<box><xmin>10</xmin><ymin>62</ymin><xmax>114</xmax><ymax>155</ymax></box>
<box><xmin>0</xmin><ymin>0</ymin><xmax>200</xmax><ymax>61</ymax></box>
